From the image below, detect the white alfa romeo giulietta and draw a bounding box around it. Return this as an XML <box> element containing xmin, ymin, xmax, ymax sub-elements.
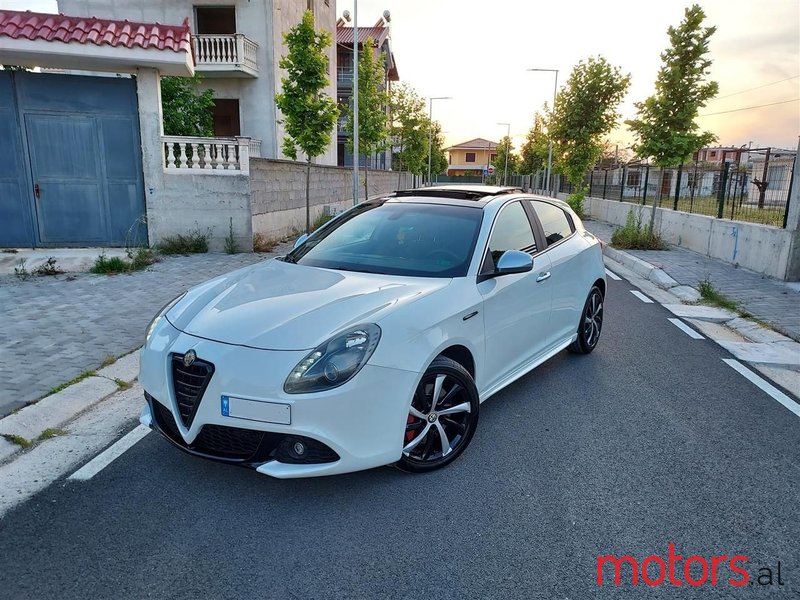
<box><xmin>139</xmin><ymin>186</ymin><xmax>606</xmax><ymax>478</ymax></box>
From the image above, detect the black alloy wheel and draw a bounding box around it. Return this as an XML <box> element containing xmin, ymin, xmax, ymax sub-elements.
<box><xmin>396</xmin><ymin>356</ymin><xmax>479</xmax><ymax>473</ymax></box>
<box><xmin>568</xmin><ymin>285</ymin><xmax>604</xmax><ymax>354</ymax></box>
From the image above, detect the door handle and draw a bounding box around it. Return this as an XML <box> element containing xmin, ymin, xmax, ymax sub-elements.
<box><xmin>34</xmin><ymin>183</ymin><xmax>40</xmax><ymax>199</ymax></box>
<box><xmin>536</xmin><ymin>271</ymin><xmax>551</xmax><ymax>282</ymax></box>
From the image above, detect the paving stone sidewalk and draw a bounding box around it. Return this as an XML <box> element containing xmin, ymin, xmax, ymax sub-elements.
<box><xmin>587</xmin><ymin>220</ymin><xmax>800</xmax><ymax>342</ymax></box>
<box><xmin>0</xmin><ymin>246</ymin><xmax>290</xmax><ymax>417</ymax></box>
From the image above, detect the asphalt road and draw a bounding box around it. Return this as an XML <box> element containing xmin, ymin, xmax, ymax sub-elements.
<box><xmin>1</xmin><ymin>276</ymin><xmax>798</xmax><ymax>599</ymax></box>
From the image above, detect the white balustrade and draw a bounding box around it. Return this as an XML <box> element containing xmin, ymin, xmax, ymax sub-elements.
<box><xmin>192</xmin><ymin>34</ymin><xmax>259</xmax><ymax>73</ymax></box>
<box><xmin>162</xmin><ymin>136</ymin><xmax>259</xmax><ymax>174</ymax></box>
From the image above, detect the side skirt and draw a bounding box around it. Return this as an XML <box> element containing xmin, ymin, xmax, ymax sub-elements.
<box><xmin>478</xmin><ymin>335</ymin><xmax>577</xmax><ymax>403</ymax></box>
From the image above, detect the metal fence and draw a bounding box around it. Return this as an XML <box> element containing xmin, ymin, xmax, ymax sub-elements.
<box><xmin>555</xmin><ymin>155</ymin><xmax>795</xmax><ymax>228</ymax></box>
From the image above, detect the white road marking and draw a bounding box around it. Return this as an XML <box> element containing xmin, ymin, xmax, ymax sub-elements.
<box><xmin>630</xmin><ymin>290</ymin><xmax>654</xmax><ymax>303</ymax></box>
<box><xmin>722</xmin><ymin>359</ymin><xmax>800</xmax><ymax>418</ymax></box>
<box><xmin>604</xmin><ymin>268</ymin><xmax>622</xmax><ymax>281</ymax></box>
<box><xmin>68</xmin><ymin>424</ymin><xmax>151</xmax><ymax>481</ymax></box>
<box><xmin>667</xmin><ymin>318</ymin><xmax>705</xmax><ymax>340</ymax></box>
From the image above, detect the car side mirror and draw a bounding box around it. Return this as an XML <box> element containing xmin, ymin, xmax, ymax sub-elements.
<box><xmin>495</xmin><ymin>250</ymin><xmax>533</xmax><ymax>276</ymax></box>
<box><xmin>293</xmin><ymin>233</ymin><xmax>309</xmax><ymax>249</ymax></box>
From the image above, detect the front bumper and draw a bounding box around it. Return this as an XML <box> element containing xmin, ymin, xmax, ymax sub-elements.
<box><xmin>140</xmin><ymin>321</ymin><xmax>419</xmax><ymax>478</ymax></box>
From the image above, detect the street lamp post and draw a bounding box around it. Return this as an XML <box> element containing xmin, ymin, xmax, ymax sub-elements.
<box><xmin>427</xmin><ymin>96</ymin><xmax>452</xmax><ymax>186</ymax></box>
<box><xmin>342</xmin><ymin>6</ymin><xmax>359</xmax><ymax>205</ymax></box>
<box><xmin>497</xmin><ymin>122</ymin><xmax>510</xmax><ymax>186</ymax></box>
<box><xmin>526</xmin><ymin>68</ymin><xmax>558</xmax><ymax>195</ymax></box>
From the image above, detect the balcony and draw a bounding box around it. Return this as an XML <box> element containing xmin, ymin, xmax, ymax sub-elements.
<box><xmin>192</xmin><ymin>34</ymin><xmax>258</xmax><ymax>78</ymax></box>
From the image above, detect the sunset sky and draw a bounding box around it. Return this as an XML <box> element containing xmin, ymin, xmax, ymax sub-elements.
<box><xmin>5</xmin><ymin>0</ymin><xmax>799</xmax><ymax>152</ymax></box>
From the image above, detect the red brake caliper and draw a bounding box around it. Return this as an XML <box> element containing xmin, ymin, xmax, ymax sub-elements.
<box><xmin>405</xmin><ymin>414</ymin><xmax>416</xmax><ymax>442</ymax></box>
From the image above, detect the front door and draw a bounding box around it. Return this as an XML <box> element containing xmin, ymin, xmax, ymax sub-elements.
<box><xmin>478</xmin><ymin>201</ymin><xmax>552</xmax><ymax>393</ymax></box>
<box><xmin>26</xmin><ymin>114</ymin><xmax>107</xmax><ymax>245</ymax></box>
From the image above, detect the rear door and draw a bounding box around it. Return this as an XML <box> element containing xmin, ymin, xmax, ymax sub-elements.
<box><xmin>527</xmin><ymin>200</ymin><xmax>584</xmax><ymax>344</ymax></box>
<box><xmin>478</xmin><ymin>201</ymin><xmax>552</xmax><ymax>393</ymax></box>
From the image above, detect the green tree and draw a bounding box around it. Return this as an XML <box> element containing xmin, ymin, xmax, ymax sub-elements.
<box><xmin>390</xmin><ymin>83</ymin><xmax>428</xmax><ymax>184</ymax></box>
<box><xmin>626</xmin><ymin>4</ymin><xmax>718</xmax><ymax>229</ymax></box>
<box><xmin>549</xmin><ymin>56</ymin><xmax>630</xmax><ymax>215</ymax></box>
<box><xmin>344</xmin><ymin>37</ymin><xmax>389</xmax><ymax>199</ymax></box>
<box><xmin>426</xmin><ymin>119</ymin><xmax>448</xmax><ymax>178</ymax></box>
<box><xmin>160</xmin><ymin>74</ymin><xmax>215</xmax><ymax>137</ymax></box>
<box><xmin>520</xmin><ymin>110</ymin><xmax>549</xmax><ymax>175</ymax></box>
<box><xmin>493</xmin><ymin>136</ymin><xmax>519</xmax><ymax>185</ymax></box>
<box><xmin>275</xmin><ymin>10</ymin><xmax>339</xmax><ymax>232</ymax></box>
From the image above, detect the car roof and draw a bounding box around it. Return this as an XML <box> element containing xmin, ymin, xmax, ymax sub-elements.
<box><xmin>389</xmin><ymin>185</ymin><xmax>522</xmax><ymax>203</ymax></box>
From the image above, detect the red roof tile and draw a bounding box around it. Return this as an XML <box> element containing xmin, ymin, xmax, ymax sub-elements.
<box><xmin>336</xmin><ymin>25</ymin><xmax>388</xmax><ymax>47</ymax></box>
<box><xmin>0</xmin><ymin>10</ymin><xmax>190</xmax><ymax>53</ymax></box>
<box><xmin>448</xmin><ymin>138</ymin><xmax>499</xmax><ymax>150</ymax></box>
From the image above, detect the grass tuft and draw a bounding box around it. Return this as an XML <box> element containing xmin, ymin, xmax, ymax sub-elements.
<box><xmin>158</xmin><ymin>228</ymin><xmax>212</xmax><ymax>254</ymax></box>
<box><xmin>38</xmin><ymin>428</ymin><xmax>67</xmax><ymax>441</ymax></box>
<box><xmin>46</xmin><ymin>370</ymin><xmax>96</xmax><ymax>396</ymax></box>
<box><xmin>100</xmin><ymin>355</ymin><xmax>117</xmax><ymax>368</ymax></box>
<box><xmin>252</xmin><ymin>232</ymin><xmax>278</xmax><ymax>253</ymax></box>
<box><xmin>312</xmin><ymin>211</ymin><xmax>335</xmax><ymax>232</ymax></box>
<box><xmin>114</xmin><ymin>378</ymin><xmax>132</xmax><ymax>390</ymax></box>
<box><xmin>2</xmin><ymin>434</ymin><xmax>31</xmax><ymax>448</ymax></box>
<box><xmin>90</xmin><ymin>248</ymin><xmax>158</xmax><ymax>275</ymax></box>
<box><xmin>611</xmin><ymin>209</ymin><xmax>667</xmax><ymax>250</ymax></box>
<box><xmin>697</xmin><ymin>278</ymin><xmax>739</xmax><ymax>312</ymax></box>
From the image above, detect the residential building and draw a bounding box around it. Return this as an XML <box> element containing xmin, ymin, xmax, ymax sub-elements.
<box><xmin>58</xmin><ymin>0</ymin><xmax>339</xmax><ymax>164</ymax></box>
<box><xmin>335</xmin><ymin>17</ymin><xmax>399</xmax><ymax>169</ymax></box>
<box><xmin>447</xmin><ymin>138</ymin><xmax>498</xmax><ymax>176</ymax></box>
<box><xmin>692</xmin><ymin>145</ymin><xmax>746</xmax><ymax>165</ymax></box>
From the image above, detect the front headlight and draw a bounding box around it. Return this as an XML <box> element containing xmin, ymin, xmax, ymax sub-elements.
<box><xmin>144</xmin><ymin>291</ymin><xmax>186</xmax><ymax>344</ymax></box>
<box><xmin>284</xmin><ymin>324</ymin><xmax>381</xmax><ymax>394</ymax></box>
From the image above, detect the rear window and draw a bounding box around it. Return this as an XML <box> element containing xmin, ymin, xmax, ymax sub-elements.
<box><xmin>529</xmin><ymin>201</ymin><xmax>574</xmax><ymax>245</ymax></box>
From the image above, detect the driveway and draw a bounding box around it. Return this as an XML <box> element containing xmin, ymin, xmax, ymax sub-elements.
<box><xmin>0</xmin><ymin>246</ymin><xmax>290</xmax><ymax>416</ymax></box>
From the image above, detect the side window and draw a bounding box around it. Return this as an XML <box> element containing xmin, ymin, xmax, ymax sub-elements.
<box><xmin>482</xmin><ymin>202</ymin><xmax>536</xmax><ymax>272</ymax></box>
<box><xmin>530</xmin><ymin>201</ymin><xmax>574</xmax><ymax>245</ymax></box>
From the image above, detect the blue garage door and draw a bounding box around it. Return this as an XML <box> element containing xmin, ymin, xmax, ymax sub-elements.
<box><xmin>0</xmin><ymin>72</ymin><xmax>147</xmax><ymax>247</ymax></box>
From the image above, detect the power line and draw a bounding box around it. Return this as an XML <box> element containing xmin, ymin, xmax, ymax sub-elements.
<box><xmin>698</xmin><ymin>98</ymin><xmax>799</xmax><ymax>117</ymax></box>
<box><xmin>715</xmin><ymin>75</ymin><xmax>799</xmax><ymax>100</ymax></box>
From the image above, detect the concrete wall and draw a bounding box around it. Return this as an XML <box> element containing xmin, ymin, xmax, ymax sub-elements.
<box><xmin>574</xmin><ymin>194</ymin><xmax>798</xmax><ymax>281</ymax></box>
<box><xmin>149</xmin><ymin>172</ymin><xmax>253</xmax><ymax>252</ymax></box>
<box><xmin>250</xmin><ymin>158</ymin><xmax>412</xmax><ymax>238</ymax></box>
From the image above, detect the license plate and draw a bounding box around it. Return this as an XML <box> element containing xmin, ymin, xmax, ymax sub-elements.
<box><xmin>221</xmin><ymin>395</ymin><xmax>291</xmax><ymax>425</ymax></box>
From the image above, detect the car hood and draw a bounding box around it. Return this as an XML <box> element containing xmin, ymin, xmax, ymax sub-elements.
<box><xmin>166</xmin><ymin>258</ymin><xmax>452</xmax><ymax>350</ymax></box>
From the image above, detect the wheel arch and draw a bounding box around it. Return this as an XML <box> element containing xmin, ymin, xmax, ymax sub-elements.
<box><xmin>436</xmin><ymin>344</ymin><xmax>476</xmax><ymax>380</ymax></box>
<box><xmin>594</xmin><ymin>277</ymin><xmax>606</xmax><ymax>297</ymax></box>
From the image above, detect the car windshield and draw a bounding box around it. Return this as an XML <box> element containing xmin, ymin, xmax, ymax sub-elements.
<box><xmin>285</xmin><ymin>201</ymin><xmax>483</xmax><ymax>277</ymax></box>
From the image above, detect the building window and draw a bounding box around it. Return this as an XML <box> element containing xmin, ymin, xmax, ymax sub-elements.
<box><xmin>465</xmin><ymin>152</ymin><xmax>476</xmax><ymax>163</ymax></box>
<box><xmin>710</xmin><ymin>151</ymin><xmax>717</xmax><ymax>159</ymax></box>
<box><xmin>627</xmin><ymin>171</ymin><xmax>641</xmax><ymax>187</ymax></box>
<box><xmin>194</xmin><ymin>6</ymin><xmax>236</xmax><ymax>34</ymax></box>
<box><xmin>490</xmin><ymin>153</ymin><xmax>497</xmax><ymax>162</ymax></box>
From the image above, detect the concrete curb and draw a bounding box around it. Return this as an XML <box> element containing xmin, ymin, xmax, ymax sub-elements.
<box><xmin>602</xmin><ymin>246</ymin><xmax>800</xmax><ymax>393</ymax></box>
<box><xmin>603</xmin><ymin>245</ymin><xmax>678</xmax><ymax>289</ymax></box>
<box><xmin>0</xmin><ymin>350</ymin><xmax>140</xmax><ymax>465</ymax></box>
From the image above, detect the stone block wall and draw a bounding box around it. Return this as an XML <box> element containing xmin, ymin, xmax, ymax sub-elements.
<box><xmin>250</xmin><ymin>158</ymin><xmax>412</xmax><ymax>238</ymax></box>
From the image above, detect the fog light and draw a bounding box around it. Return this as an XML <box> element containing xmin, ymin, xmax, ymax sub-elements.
<box><xmin>292</xmin><ymin>441</ymin><xmax>306</xmax><ymax>457</ymax></box>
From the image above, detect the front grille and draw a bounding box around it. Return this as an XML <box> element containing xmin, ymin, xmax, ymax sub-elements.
<box><xmin>195</xmin><ymin>425</ymin><xmax>264</xmax><ymax>459</ymax></box>
<box><xmin>146</xmin><ymin>392</ymin><xmax>340</xmax><ymax>467</ymax></box>
<box><xmin>171</xmin><ymin>353</ymin><xmax>214</xmax><ymax>428</ymax></box>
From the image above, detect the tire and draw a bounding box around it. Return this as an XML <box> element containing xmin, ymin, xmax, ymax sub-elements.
<box><xmin>396</xmin><ymin>356</ymin><xmax>479</xmax><ymax>473</ymax></box>
<box><xmin>568</xmin><ymin>285</ymin><xmax>604</xmax><ymax>355</ymax></box>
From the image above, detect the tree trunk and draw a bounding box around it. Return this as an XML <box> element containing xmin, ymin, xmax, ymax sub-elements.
<box><xmin>306</xmin><ymin>157</ymin><xmax>312</xmax><ymax>233</ymax></box>
<box><xmin>364</xmin><ymin>157</ymin><xmax>369</xmax><ymax>200</ymax></box>
<box><xmin>648</xmin><ymin>169</ymin><xmax>663</xmax><ymax>232</ymax></box>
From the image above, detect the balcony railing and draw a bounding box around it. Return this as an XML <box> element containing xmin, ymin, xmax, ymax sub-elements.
<box><xmin>162</xmin><ymin>136</ymin><xmax>257</xmax><ymax>174</ymax></box>
<box><xmin>192</xmin><ymin>34</ymin><xmax>258</xmax><ymax>77</ymax></box>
